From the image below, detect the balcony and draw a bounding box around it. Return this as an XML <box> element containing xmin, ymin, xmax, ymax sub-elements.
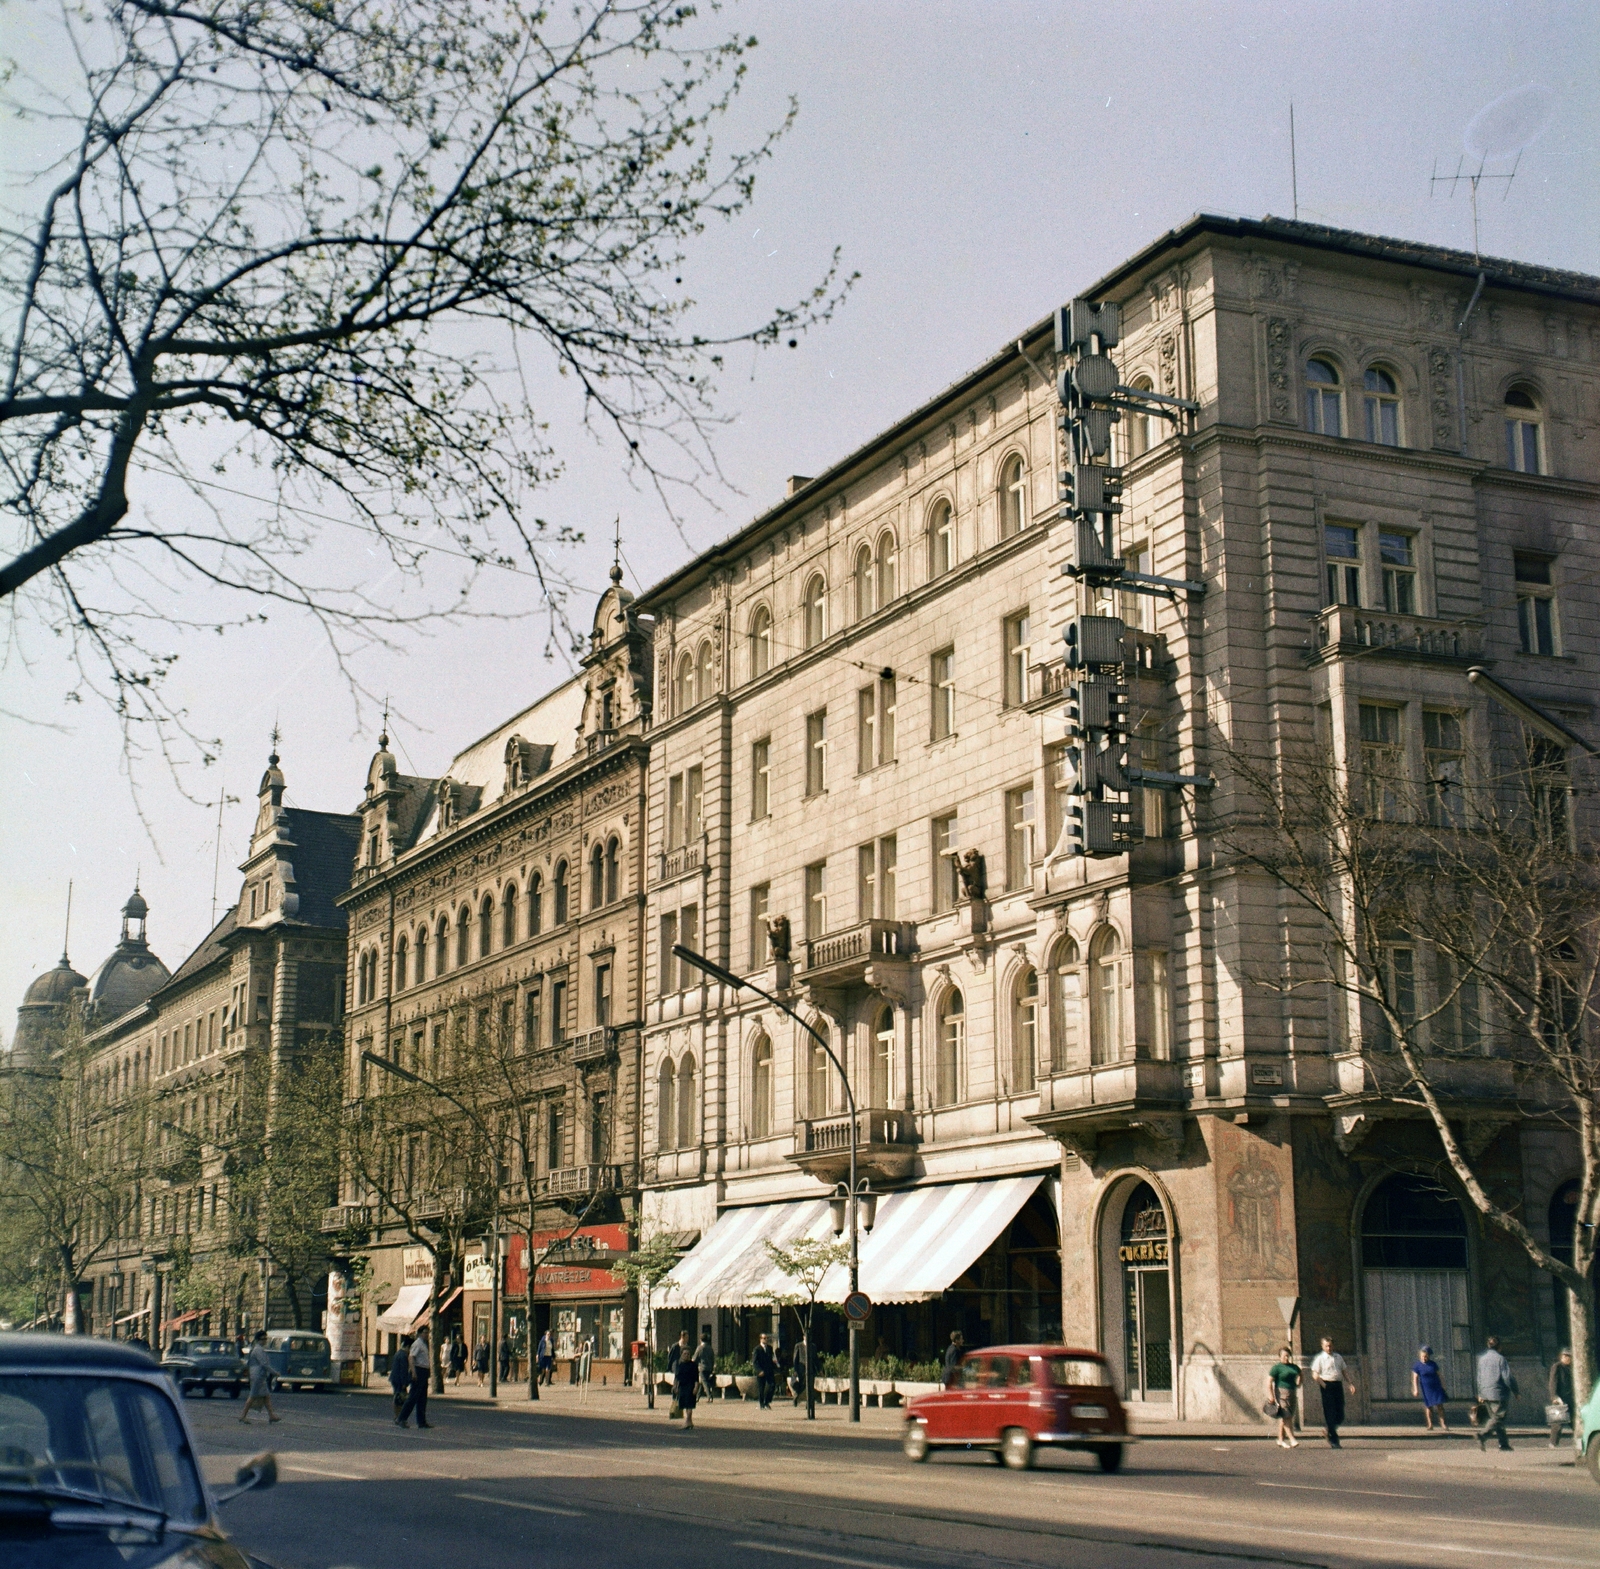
<box><xmin>802</xmin><ymin>920</ymin><xmax>915</xmax><ymax>985</ymax></box>
<box><xmin>1028</xmin><ymin>632</ymin><xmax>1168</xmax><ymax>711</ymax></box>
<box><xmin>585</xmin><ymin>730</ymin><xmax>619</xmax><ymax>758</ymax></box>
<box><xmin>571</xmin><ymin>1027</ymin><xmax>618</xmax><ymax>1065</ymax></box>
<box><xmin>320</xmin><ymin>1203</ymin><xmax>372</xmax><ymax>1234</ymax></box>
<box><xmin>539</xmin><ymin>1163</ymin><xmax>625</xmax><ymax>1203</ymax></box>
<box><xmin>787</xmin><ymin>1106</ymin><xmax>918</xmax><ymax>1185</ymax></box>
<box><xmin>655</xmin><ymin>843</ymin><xmax>702</xmax><ymax>885</ymax></box>
<box><xmin>1314</xmin><ymin>605</ymin><xmax>1482</xmax><ymax>665</ymax></box>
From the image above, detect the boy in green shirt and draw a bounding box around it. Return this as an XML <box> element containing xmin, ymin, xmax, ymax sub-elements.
<box><xmin>1268</xmin><ymin>1347</ymin><xmax>1301</xmax><ymax>1448</ymax></box>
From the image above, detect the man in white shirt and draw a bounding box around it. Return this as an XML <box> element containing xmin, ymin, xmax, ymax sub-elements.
<box><xmin>1310</xmin><ymin>1336</ymin><xmax>1356</xmax><ymax>1448</ymax></box>
<box><xmin>397</xmin><ymin>1324</ymin><xmax>433</xmax><ymax>1429</ymax></box>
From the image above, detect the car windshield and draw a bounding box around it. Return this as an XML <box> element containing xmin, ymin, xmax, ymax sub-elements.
<box><xmin>184</xmin><ymin>1342</ymin><xmax>229</xmax><ymax>1356</ymax></box>
<box><xmin>0</xmin><ymin>1373</ymin><xmax>206</xmax><ymax>1524</ymax></box>
<box><xmin>1044</xmin><ymin>1357</ymin><xmax>1112</xmax><ymax>1388</ymax></box>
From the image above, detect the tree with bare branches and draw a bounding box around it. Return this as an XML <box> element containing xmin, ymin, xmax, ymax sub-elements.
<box><xmin>1219</xmin><ymin>716</ymin><xmax>1599</xmax><ymax>1398</ymax></box>
<box><xmin>1</xmin><ymin>1</ymin><xmax>849</xmax><ymax>774</ymax></box>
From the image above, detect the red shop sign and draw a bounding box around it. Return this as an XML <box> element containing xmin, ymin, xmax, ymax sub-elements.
<box><xmin>505</xmin><ymin>1223</ymin><xmax>630</xmax><ymax>1298</ymax></box>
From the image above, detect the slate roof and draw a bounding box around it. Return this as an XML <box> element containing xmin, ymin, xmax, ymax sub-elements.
<box><xmin>155</xmin><ymin>907</ymin><xmax>238</xmax><ymax>995</ymax></box>
<box><xmin>283</xmin><ymin>808</ymin><xmax>361</xmax><ymax>929</ymax></box>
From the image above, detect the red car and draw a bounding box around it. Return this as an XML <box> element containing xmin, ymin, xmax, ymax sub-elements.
<box><xmin>902</xmin><ymin>1345</ymin><xmax>1128</xmax><ymax>1471</ymax></box>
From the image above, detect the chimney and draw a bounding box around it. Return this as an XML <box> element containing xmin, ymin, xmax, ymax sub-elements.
<box><xmin>786</xmin><ymin>476</ymin><xmax>814</xmax><ymax>499</ymax></box>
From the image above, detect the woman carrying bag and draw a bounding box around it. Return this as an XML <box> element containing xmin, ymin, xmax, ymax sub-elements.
<box><xmin>672</xmin><ymin>1331</ymin><xmax>700</xmax><ymax>1429</ymax></box>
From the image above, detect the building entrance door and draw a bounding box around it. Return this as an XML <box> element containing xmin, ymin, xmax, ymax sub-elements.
<box><xmin>1119</xmin><ymin>1182</ymin><xmax>1173</xmax><ymax>1401</ymax></box>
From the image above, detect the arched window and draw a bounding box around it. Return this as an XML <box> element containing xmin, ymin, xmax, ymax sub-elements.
<box><xmin>1305</xmin><ymin>358</ymin><xmax>1342</xmax><ymax>437</ymax></box>
<box><xmin>871</xmin><ymin>1005</ymin><xmax>894</xmax><ymax>1105</ymax></box>
<box><xmin>1013</xmin><ymin>967</ymin><xmax>1039</xmax><ymax>1092</ymax></box>
<box><xmin>435</xmin><ymin>916</ymin><xmax>449</xmax><ymax>977</ymax></box>
<box><xmin>1125</xmin><ymin>378</ymin><xmax>1158</xmax><ymax>460</ymax></box>
<box><xmin>1361</xmin><ymin>1174</ymin><xmax>1467</xmax><ymax>1269</ymax></box>
<box><xmin>589</xmin><ymin>842</ymin><xmax>605</xmax><ymax>910</ymax></box>
<box><xmin>1090</xmin><ymin>928</ymin><xmax>1128</xmax><ymax>1064</ymax></box>
<box><xmin>414</xmin><ymin>925</ymin><xmax>428</xmax><ymax>984</ymax></box>
<box><xmin>676</xmin><ymin>1053</ymin><xmax>697</xmax><ymax>1148</ymax></box>
<box><xmin>1363</xmin><ymin>366</ymin><xmax>1401</xmax><ymax>446</ymax></box>
<box><xmin>928</xmin><ymin>500</ymin><xmax>955</xmax><ymax>577</ymax></box>
<box><xmin>750</xmin><ymin>1034</ymin><xmax>773</xmax><ymax>1139</ymax></box>
<box><xmin>479</xmin><ymin>894</ymin><xmax>494</xmax><ymax>958</ymax></box>
<box><xmin>808</xmin><ymin>1037</ymin><xmax>832</xmax><ymax>1118</ymax></box>
<box><xmin>999</xmin><ymin>454</ymin><xmax>1028</xmax><ymax>538</ymax></box>
<box><xmin>675</xmin><ymin>651</ymin><xmax>695</xmax><ymax>714</ymax></box>
<box><xmin>935</xmin><ymin>989</ymin><xmax>964</xmax><ymax>1106</ymax></box>
<box><xmin>1504</xmin><ymin>385</ymin><xmax>1543</xmax><ymax>473</ymax></box>
<box><xmin>355</xmin><ymin>951</ymin><xmax>367</xmax><ymax>1004</ymax></box>
<box><xmin>657</xmin><ymin>1057</ymin><xmax>676</xmax><ymax>1152</ymax></box>
<box><xmin>696</xmin><ymin>639</ymin><xmax>715</xmax><ymax>703</ymax></box>
<box><xmin>853</xmin><ymin>542</ymin><xmax>874</xmax><ymax>621</ymax></box>
<box><xmin>502</xmin><ymin>883</ymin><xmax>518</xmax><ymax>947</ymax></box>
<box><xmin>875</xmin><ymin>530</ymin><xmax>897</xmax><ymax>605</ymax></box>
<box><xmin>803</xmin><ymin>574</ymin><xmax>827</xmax><ymax>648</ymax></box>
<box><xmin>553</xmin><ymin>861</ymin><xmax>569</xmax><ymax>925</ymax></box>
<box><xmin>394</xmin><ymin>936</ymin><xmax>409</xmax><ymax>991</ymax></box>
<box><xmin>528</xmin><ymin>873</ymin><xmax>542</xmax><ymax>937</ymax></box>
<box><xmin>748</xmin><ymin>604</ymin><xmax>773</xmax><ymax>679</ymax></box>
<box><xmin>456</xmin><ymin>906</ymin><xmax>471</xmax><ymax>967</ymax></box>
<box><xmin>605</xmin><ymin>836</ymin><xmax>620</xmax><ymax>904</ymax></box>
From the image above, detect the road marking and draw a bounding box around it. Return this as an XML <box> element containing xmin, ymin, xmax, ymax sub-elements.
<box><xmin>280</xmin><ymin>1462</ymin><xmax>368</xmax><ymax>1481</ymax></box>
<box><xmin>1258</xmin><ymin>1481</ymin><xmax>1427</xmax><ymax>1499</ymax></box>
<box><xmin>1271</xmin><ymin>1527</ymin><xmax>1599</xmax><ymax>1566</ymax></box>
<box><xmin>456</xmin><ymin>1491</ymin><xmax>584</xmax><ymax>1518</ymax></box>
<box><xmin>733</xmin><ymin>1543</ymin><xmax>917</xmax><ymax>1569</ymax></box>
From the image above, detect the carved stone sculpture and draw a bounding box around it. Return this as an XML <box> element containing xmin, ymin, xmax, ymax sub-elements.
<box><xmin>765</xmin><ymin>914</ymin><xmax>792</xmax><ymax>964</ymax></box>
<box><xmin>957</xmin><ymin>848</ymin><xmax>987</xmax><ymax>902</ymax></box>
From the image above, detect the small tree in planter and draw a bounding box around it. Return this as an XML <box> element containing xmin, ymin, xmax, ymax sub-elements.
<box><xmin>613</xmin><ymin>1232</ymin><xmax>682</xmax><ymax>1411</ymax></box>
<box><xmin>757</xmin><ymin>1236</ymin><xmax>850</xmax><ymax>1421</ymax></box>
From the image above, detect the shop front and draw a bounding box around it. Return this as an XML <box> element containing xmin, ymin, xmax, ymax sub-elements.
<box><xmin>505</xmin><ymin>1223</ymin><xmax>635</xmax><ymax>1385</ymax></box>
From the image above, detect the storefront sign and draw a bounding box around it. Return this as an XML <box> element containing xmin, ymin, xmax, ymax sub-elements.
<box><xmin>506</xmin><ymin>1223</ymin><xmax>629</xmax><ymax>1297</ymax></box>
<box><xmin>463</xmin><ymin>1257</ymin><xmax>497</xmax><ymax>1292</ymax></box>
<box><xmin>402</xmin><ymin>1246</ymin><xmax>434</xmax><ymax>1285</ymax></box>
<box><xmin>1118</xmin><ymin>1239</ymin><xmax>1169</xmax><ymax>1264</ymax></box>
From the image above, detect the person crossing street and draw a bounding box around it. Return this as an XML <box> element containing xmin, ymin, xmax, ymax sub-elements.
<box><xmin>1475</xmin><ymin>1336</ymin><xmax>1516</xmax><ymax>1452</ymax></box>
<box><xmin>1310</xmin><ymin>1336</ymin><xmax>1356</xmax><ymax>1449</ymax></box>
<box><xmin>753</xmin><ymin>1333</ymin><xmax>778</xmax><ymax>1410</ymax></box>
<box><xmin>397</xmin><ymin>1325</ymin><xmax>433</xmax><ymax>1429</ymax></box>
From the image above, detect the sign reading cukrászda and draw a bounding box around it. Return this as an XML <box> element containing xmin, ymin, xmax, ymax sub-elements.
<box><xmin>1118</xmin><ymin>1239</ymin><xmax>1170</xmax><ymax>1264</ymax></box>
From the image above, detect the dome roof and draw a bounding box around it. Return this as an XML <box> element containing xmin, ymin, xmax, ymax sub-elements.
<box><xmin>22</xmin><ymin>956</ymin><xmax>87</xmax><ymax>1006</ymax></box>
<box><xmin>88</xmin><ymin>945</ymin><xmax>170</xmax><ymax>1021</ymax></box>
<box><xmin>122</xmin><ymin>886</ymin><xmax>149</xmax><ymax>920</ymax></box>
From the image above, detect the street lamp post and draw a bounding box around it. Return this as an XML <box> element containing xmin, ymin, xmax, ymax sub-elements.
<box><xmin>361</xmin><ymin>1050</ymin><xmax>500</xmax><ymax>1401</ymax></box>
<box><xmin>672</xmin><ymin>945</ymin><xmax>869</xmax><ymax>1423</ymax></box>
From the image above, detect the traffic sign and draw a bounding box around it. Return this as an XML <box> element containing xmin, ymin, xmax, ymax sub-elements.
<box><xmin>842</xmin><ymin>1291</ymin><xmax>873</xmax><ymax>1323</ymax></box>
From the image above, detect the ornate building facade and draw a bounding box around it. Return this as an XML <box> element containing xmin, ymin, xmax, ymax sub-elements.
<box><xmin>640</xmin><ymin>216</ymin><xmax>1596</xmax><ymax>1421</ymax></box>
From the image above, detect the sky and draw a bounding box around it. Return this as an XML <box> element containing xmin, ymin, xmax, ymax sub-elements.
<box><xmin>4</xmin><ymin>0</ymin><xmax>1597</xmax><ymax>1026</ymax></box>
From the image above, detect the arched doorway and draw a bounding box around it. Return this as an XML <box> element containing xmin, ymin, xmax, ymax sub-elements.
<box><xmin>1360</xmin><ymin>1174</ymin><xmax>1470</xmax><ymax>1400</ymax></box>
<box><xmin>1118</xmin><ymin>1182</ymin><xmax>1173</xmax><ymax>1402</ymax></box>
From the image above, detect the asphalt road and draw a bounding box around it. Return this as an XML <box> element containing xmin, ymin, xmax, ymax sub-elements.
<box><xmin>185</xmin><ymin>1383</ymin><xmax>1600</xmax><ymax>1569</ymax></box>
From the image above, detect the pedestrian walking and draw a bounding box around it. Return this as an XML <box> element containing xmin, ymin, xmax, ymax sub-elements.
<box><xmin>391</xmin><ymin>1335</ymin><xmax>414</xmax><ymax>1412</ymax></box>
<box><xmin>942</xmin><ymin>1331</ymin><xmax>966</xmax><ymax>1388</ymax></box>
<box><xmin>1474</xmin><ymin>1336</ymin><xmax>1517</xmax><ymax>1451</ymax></box>
<box><xmin>537</xmin><ymin>1328</ymin><xmax>555</xmax><ymax>1386</ymax></box>
<box><xmin>448</xmin><ymin>1336</ymin><xmax>466</xmax><ymax>1384</ymax></box>
<box><xmin>1548</xmin><ymin>1348</ymin><xmax>1575</xmax><ymax>1448</ymax></box>
<box><xmin>673</xmin><ymin>1337</ymin><xmax>701</xmax><ymax>1430</ymax></box>
<box><xmin>1310</xmin><ymin>1336</ymin><xmax>1356</xmax><ymax>1448</ymax></box>
<box><xmin>397</xmin><ymin>1325</ymin><xmax>433</xmax><ymax>1429</ymax></box>
<box><xmin>790</xmin><ymin>1340</ymin><xmax>809</xmax><ymax>1406</ymax></box>
<box><xmin>498</xmin><ymin>1333</ymin><xmax>512</xmax><ymax>1385</ymax></box>
<box><xmin>1266</xmin><ymin>1346</ymin><xmax>1300</xmax><ymax>1448</ymax></box>
<box><xmin>472</xmin><ymin>1338</ymin><xmax>489</xmax><ymax>1387</ymax></box>
<box><xmin>1411</xmin><ymin>1345</ymin><xmax>1450</xmax><ymax>1432</ymax></box>
<box><xmin>239</xmin><ymin>1330</ymin><xmax>281</xmax><ymax>1425</ymax></box>
<box><xmin>694</xmin><ymin>1325</ymin><xmax>717</xmax><ymax>1401</ymax></box>
<box><xmin>753</xmin><ymin>1332</ymin><xmax>779</xmax><ymax>1410</ymax></box>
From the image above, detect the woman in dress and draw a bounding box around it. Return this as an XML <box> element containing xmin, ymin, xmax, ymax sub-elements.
<box><xmin>240</xmin><ymin>1330</ymin><xmax>281</xmax><ymax>1425</ymax></box>
<box><xmin>673</xmin><ymin>1331</ymin><xmax>701</xmax><ymax>1429</ymax></box>
<box><xmin>1266</xmin><ymin>1346</ymin><xmax>1300</xmax><ymax>1448</ymax></box>
<box><xmin>1411</xmin><ymin>1344</ymin><xmax>1449</xmax><ymax>1431</ymax></box>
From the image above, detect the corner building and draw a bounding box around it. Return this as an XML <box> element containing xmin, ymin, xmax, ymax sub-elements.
<box><xmin>643</xmin><ymin>216</ymin><xmax>1597</xmax><ymax>1422</ymax></box>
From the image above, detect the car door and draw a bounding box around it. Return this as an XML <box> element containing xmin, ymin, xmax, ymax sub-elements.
<box><xmin>979</xmin><ymin>1355</ymin><xmax>1014</xmax><ymax>1440</ymax></box>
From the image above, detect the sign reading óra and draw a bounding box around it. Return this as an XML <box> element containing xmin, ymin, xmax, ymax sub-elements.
<box><xmin>463</xmin><ymin>1257</ymin><xmax>497</xmax><ymax>1292</ymax></box>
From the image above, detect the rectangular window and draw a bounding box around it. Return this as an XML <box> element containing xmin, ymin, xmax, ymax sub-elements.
<box><xmin>1324</xmin><ymin>524</ymin><xmax>1361</xmax><ymax>607</ymax></box>
<box><xmin>1423</xmin><ymin>709</ymin><xmax>1465</xmax><ymax>827</ymax></box>
<box><xmin>1515</xmin><ymin>554</ymin><xmax>1557</xmax><ymax>655</ymax></box>
<box><xmin>1433</xmin><ymin>951</ymin><xmax>1480</xmax><ymax>1054</ymax></box>
<box><xmin>1379</xmin><ymin>532</ymin><xmax>1416</xmax><ymax>614</ymax></box>
<box><xmin>547</xmin><ymin>1101</ymin><xmax>566</xmax><ymax>1172</ymax></box>
<box><xmin>1005</xmin><ymin>784</ymin><xmax>1037</xmax><ymax>890</ymax></box>
<box><xmin>499</xmin><ymin>998</ymin><xmax>515</xmax><ymax>1046</ymax></box>
<box><xmin>667</xmin><ymin>772</ymin><xmax>684</xmax><ymax>848</ymax></box>
<box><xmin>658</xmin><ymin>911</ymin><xmax>678</xmax><ymax>995</ymax></box>
<box><xmin>857</xmin><ymin>842</ymin><xmax>877</xmax><ymax>921</ymax></box>
<box><xmin>1359</xmin><ymin>703</ymin><xmax>1404</xmax><ymax>820</ymax></box>
<box><xmin>1373</xmin><ymin>945</ymin><xmax>1416</xmax><ymax>1050</ymax></box>
<box><xmin>593</xmin><ymin>963</ymin><xmax>612</xmax><ymax>1027</ymax></box>
<box><xmin>1506</xmin><ymin>416</ymin><xmax>1541</xmax><ymax>473</ymax></box>
<box><xmin>1138</xmin><ymin>722</ymin><xmax>1167</xmax><ymax>839</ymax></box>
<box><xmin>1120</xmin><ymin>547</ymin><xmax>1155</xmax><ymax>632</ymax></box>
<box><xmin>524</xmin><ymin>986</ymin><xmax>542</xmax><ymax>1050</ymax></box>
<box><xmin>804</xmin><ymin>861</ymin><xmax>828</xmax><ymax>940</ymax></box>
<box><xmin>549</xmin><ymin>982</ymin><xmax>566</xmax><ymax>1045</ymax></box>
<box><xmin>879</xmin><ymin>833</ymin><xmax>897</xmax><ymax>919</ymax></box>
<box><xmin>1045</xmin><ymin>744</ymin><xmax>1072</xmax><ymax>855</ymax></box>
<box><xmin>1003</xmin><ymin>610</ymin><xmax>1032</xmax><ymax>706</ymax></box>
<box><xmin>685</xmin><ymin>765</ymin><xmax>703</xmax><ymax>842</ymax></box>
<box><xmin>749</xmin><ymin>883</ymin><xmax>770</xmax><ymax>970</ymax></box>
<box><xmin>667</xmin><ymin>766</ymin><xmax>704</xmax><ymax>847</ymax></box>
<box><xmin>879</xmin><ymin>674</ymin><xmax>896</xmax><ymax>763</ymax></box>
<box><xmin>679</xmin><ymin>904</ymin><xmax>699</xmax><ymax>971</ymax></box>
<box><xmin>751</xmin><ymin>737</ymin><xmax>770</xmax><ymax>820</ymax></box>
<box><xmin>853</xmin><ymin>836</ymin><xmax>898</xmax><ymax>920</ymax></box>
<box><xmin>931</xmin><ymin>648</ymin><xmax>956</xmax><ymax>740</ymax></box>
<box><xmin>932</xmin><ymin>812</ymin><xmax>959</xmax><ymax>913</ymax></box>
<box><xmin>805</xmin><ymin>710</ymin><xmax>828</xmax><ymax>796</ymax></box>
<box><xmin>857</xmin><ymin>686</ymin><xmax>877</xmax><ymax>774</ymax></box>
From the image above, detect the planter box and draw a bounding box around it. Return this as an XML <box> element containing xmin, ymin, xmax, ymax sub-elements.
<box><xmin>733</xmin><ymin>1375</ymin><xmax>757</xmax><ymax>1400</ymax></box>
<box><xmin>894</xmin><ymin>1381</ymin><xmax>940</xmax><ymax>1398</ymax></box>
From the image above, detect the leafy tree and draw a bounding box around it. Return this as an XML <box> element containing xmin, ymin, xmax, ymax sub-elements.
<box><xmin>613</xmin><ymin>1231</ymin><xmax>681</xmax><ymax>1409</ymax></box>
<box><xmin>0</xmin><ymin>1</ymin><xmax>849</xmax><ymax>774</ymax></box>
<box><xmin>757</xmin><ymin>1234</ymin><xmax>849</xmax><ymax>1421</ymax></box>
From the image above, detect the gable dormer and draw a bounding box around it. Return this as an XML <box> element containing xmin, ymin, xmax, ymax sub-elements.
<box><xmin>503</xmin><ymin>734</ymin><xmax>553</xmax><ymax>793</ymax></box>
<box><xmin>578</xmin><ymin>563</ymin><xmax>654</xmax><ymax>742</ymax></box>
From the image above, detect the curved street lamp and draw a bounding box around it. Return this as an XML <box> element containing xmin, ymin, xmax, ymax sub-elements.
<box><xmin>672</xmin><ymin>944</ymin><xmax>871</xmax><ymax>1423</ymax></box>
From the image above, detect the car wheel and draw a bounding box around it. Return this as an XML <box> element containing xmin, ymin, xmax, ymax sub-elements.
<box><xmin>1097</xmin><ymin>1444</ymin><xmax>1125</xmax><ymax>1474</ymax></box>
<box><xmin>228</xmin><ymin>1386</ymin><xmax>241</xmax><ymax>1399</ymax></box>
<box><xmin>1001</xmin><ymin>1428</ymin><xmax>1034</xmax><ymax>1471</ymax></box>
<box><xmin>1586</xmin><ymin>1435</ymin><xmax>1600</xmax><ymax>1487</ymax></box>
<box><xmin>903</xmin><ymin>1422</ymin><xmax>930</xmax><ymax>1463</ymax></box>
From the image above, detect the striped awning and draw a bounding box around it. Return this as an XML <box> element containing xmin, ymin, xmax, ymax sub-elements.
<box><xmin>660</xmin><ymin>1175</ymin><xmax>1044</xmax><ymax>1309</ymax></box>
<box><xmin>374</xmin><ymin>1283</ymin><xmax>432</xmax><ymax>1332</ymax></box>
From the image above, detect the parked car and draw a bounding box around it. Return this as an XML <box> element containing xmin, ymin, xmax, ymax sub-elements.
<box><xmin>263</xmin><ymin>1329</ymin><xmax>333</xmax><ymax>1391</ymax></box>
<box><xmin>1578</xmin><ymin>1372</ymin><xmax>1600</xmax><ymax>1486</ymax></box>
<box><xmin>902</xmin><ymin>1345</ymin><xmax>1129</xmax><ymax>1471</ymax></box>
<box><xmin>161</xmin><ymin>1336</ymin><xmax>247</xmax><ymax>1399</ymax></box>
<box><xmin>0</xmin><ymin>1331</ymin><xmax>276</xmax><ymax>1568</ymax></box>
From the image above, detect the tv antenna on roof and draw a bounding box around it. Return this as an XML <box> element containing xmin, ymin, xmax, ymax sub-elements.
<box><xmin>1431</xmin><ymin>84</ymin><xmax>1553</xmax><ymax>262</ymax></box>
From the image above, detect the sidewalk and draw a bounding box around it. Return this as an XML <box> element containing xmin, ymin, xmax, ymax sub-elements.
<box><xmin>348</xmin><ymin>1376</ymin><xmax>1564</xmax><ymax>1444</ymax></box>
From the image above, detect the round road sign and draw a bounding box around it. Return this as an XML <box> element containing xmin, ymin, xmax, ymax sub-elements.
<box><xmin>842</xmin><ymin>1291</ymin><xmax>873</xmax><ymax>1323</ymax></box>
